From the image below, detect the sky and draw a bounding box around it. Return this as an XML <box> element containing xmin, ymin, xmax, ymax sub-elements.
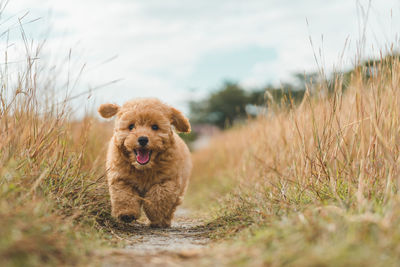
<box><xmin>2</xmin><ymin>0</ymin><xmax>400</xmax><ymax>114</ymax></box>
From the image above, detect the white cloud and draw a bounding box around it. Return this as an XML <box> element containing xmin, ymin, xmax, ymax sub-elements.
<box><xmin>2</xmin><ymin>0</ymin><xmax>400</xmax><ymax>115</ymax></box>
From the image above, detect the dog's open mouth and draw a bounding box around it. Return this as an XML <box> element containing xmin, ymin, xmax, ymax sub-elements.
<box><xmin>134</xmin><ymin>148</ymin><xmax>152</xmax><ymax>165</ymax></box>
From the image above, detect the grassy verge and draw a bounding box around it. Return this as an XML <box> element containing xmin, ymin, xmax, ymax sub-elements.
<box><xmin>188</xmin><ymin>55</ymin><xmax>400</xmax><ymax>266</ymax></box>
<box><xmin>0</xmin><ymin>88</ymin><xmax>115</xmax><ymax>265</ymax></box>
<box><xmin>0</xmin><ymin>23</ymin><xmax>123</xmax><ymax>265</ymax></box>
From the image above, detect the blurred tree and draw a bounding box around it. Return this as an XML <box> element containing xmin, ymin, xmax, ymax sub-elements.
<box><xmin>189</xmin><ymin>75</ymin><xmax>309</xmax><ymax>129</ymax></box>
<box><xmin>189</xmin><ymin>82</ymin><xmax>249</xmax><ymax>128</ymax></box>
<box><xmin>189</xmin><ymin>53</ymin><xmax>400</xmax><ymax>130</ymax></box>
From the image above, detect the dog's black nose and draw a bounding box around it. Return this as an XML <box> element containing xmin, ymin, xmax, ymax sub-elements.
<box><xmin>138</xmin><ymin>136</ymin><xmax>149</xmax><ymax>146</ymax></box>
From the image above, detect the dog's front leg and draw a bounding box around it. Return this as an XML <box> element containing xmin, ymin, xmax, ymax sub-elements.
<box><xmin>143</xmin><ymin>180</ymin><xmax>180</xmax><ymax>228</ymax></box>
<box><xmin>109</xmin><ymin>178</ymin><xmax>142</xmax><ymax>223</ymax></box>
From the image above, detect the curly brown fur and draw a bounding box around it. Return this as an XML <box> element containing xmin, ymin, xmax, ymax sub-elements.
<box><xmin>98</xmin><ymin>98</ymin><xmax>192</xmax><ymax>228</ymax></box>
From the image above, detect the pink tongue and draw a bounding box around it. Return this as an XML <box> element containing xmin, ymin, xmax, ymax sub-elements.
<box><xmin>137</xmin><ymin>149</ymin><xmax>150</xmax><ymax>164</ymax></box>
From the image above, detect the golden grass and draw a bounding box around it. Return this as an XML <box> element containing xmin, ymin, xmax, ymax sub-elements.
<box><xmin>0</xmin><ymin>37</ymin><xmax>117</xmax><ymax>265</ymax></box>
<box><xmin>188</xmin><ymin>56</ymin><xmax>400</xmax><ymax>266</ymax></box>
<box><xmin>2</xmin><ymin>10</ymin><xmax>400</xmax><ymax>266</ymax></box>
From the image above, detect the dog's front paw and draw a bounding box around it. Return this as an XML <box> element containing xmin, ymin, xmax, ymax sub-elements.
<box><xmin>118</xmin><ymin>214</ymin><xmax>137</xmax><ymax>223</ymax></box>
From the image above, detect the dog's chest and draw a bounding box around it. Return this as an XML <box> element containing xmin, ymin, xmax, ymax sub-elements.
<box><xmin>129</xmin><ymin>170</ymin><xmax>170</xmax><ymax>196</ymax></box>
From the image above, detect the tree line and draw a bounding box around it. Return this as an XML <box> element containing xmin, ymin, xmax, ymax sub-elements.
<box><xmin>188</xmin><ymin>54</ymin><xmax>398</xmax><ymax>129</ymax></box>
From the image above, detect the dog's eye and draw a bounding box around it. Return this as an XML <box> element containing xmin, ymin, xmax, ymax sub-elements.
<box><xmin>151</xmin><ymin>124</ymin><xmax>159</xmax><ymax>130</ymax></box>
<box><xmin>128</xmin><ymin>124</ymin><xmax>135</xmax><ymax>130</ymax></box>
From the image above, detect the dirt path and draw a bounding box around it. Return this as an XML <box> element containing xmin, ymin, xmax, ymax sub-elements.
<box><xmin>99</xmin><ymin>208</ymin><xmax>210</xmax><ymax>267</ymax></box>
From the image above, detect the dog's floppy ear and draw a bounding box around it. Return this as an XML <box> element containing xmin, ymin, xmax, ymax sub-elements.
<box><xmin>98</xmin><ymin>103</ymin><xmax>120</xmax><ymax>118</ymax></box>
<box><xmin>170</xmin><ymin>107</ymin><xmax>191</xmax><ymax>133</ymax></box>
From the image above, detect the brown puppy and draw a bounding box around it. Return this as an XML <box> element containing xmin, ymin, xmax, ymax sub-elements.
<box><xmin>98</xmin><ymin>98</ymin><xmax>192</xmax><ymax>228</ymax></box>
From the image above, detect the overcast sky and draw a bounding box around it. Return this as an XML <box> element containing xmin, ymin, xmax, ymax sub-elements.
<box><xmin>2</xmin><ymin>0</ymin><xmax>400</xmax><ymax>114</ymax></box>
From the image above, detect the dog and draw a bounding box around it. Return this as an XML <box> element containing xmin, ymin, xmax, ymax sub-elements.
<box><xmin>98</xmin><ymin>98</ymin><xmax>192</xmax><ymax>228</ymax></box>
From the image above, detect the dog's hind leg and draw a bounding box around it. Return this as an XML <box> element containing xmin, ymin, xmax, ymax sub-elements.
<box><xmin>143</xmin><ymin>180</ymin><xmax>181</xmax><ymax>228</ymax></box>
<box><xmin>109</xmin><ymin>178</ymin><xmax>142</xmax><ymax>223</ymax></box>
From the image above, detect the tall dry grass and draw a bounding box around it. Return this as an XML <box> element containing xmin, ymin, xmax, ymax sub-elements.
<box><xmin>189</xmin><ymin>55</ymin><xmax>400</xmax><ymax>266</ymax></box>
<box><xmin>0</xmin><ymin>27</ymin><xmax>117</xmax><ymax>266</ymax></box>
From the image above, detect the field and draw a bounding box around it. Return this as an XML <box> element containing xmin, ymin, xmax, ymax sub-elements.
<box><xmin>2</xmin><ymin>23</ymin><xmax>400</xmax><ymax>267</ymax></box>
<box><xmin>188</xmin><ymin>55</ymin><xmax>400</xmax><ymax>266</ymax></box>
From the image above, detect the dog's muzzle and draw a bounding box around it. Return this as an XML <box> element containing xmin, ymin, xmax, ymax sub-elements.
<box><xmin>134</xmin><ymin>148</ymin><xmax>152</xmax><ymax>165</ymax></box>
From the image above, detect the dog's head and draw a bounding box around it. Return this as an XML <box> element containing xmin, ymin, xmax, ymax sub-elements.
<box><xmin>98</xmin><ymin>98</ymin><xmax>190</xmax><ymax>170</ymax></box>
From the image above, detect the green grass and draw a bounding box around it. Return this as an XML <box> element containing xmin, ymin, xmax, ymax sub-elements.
<box><xmin>0</xmin><ymin>201</ymin><xmax>102</xmax><ymax>266</ymax></box>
